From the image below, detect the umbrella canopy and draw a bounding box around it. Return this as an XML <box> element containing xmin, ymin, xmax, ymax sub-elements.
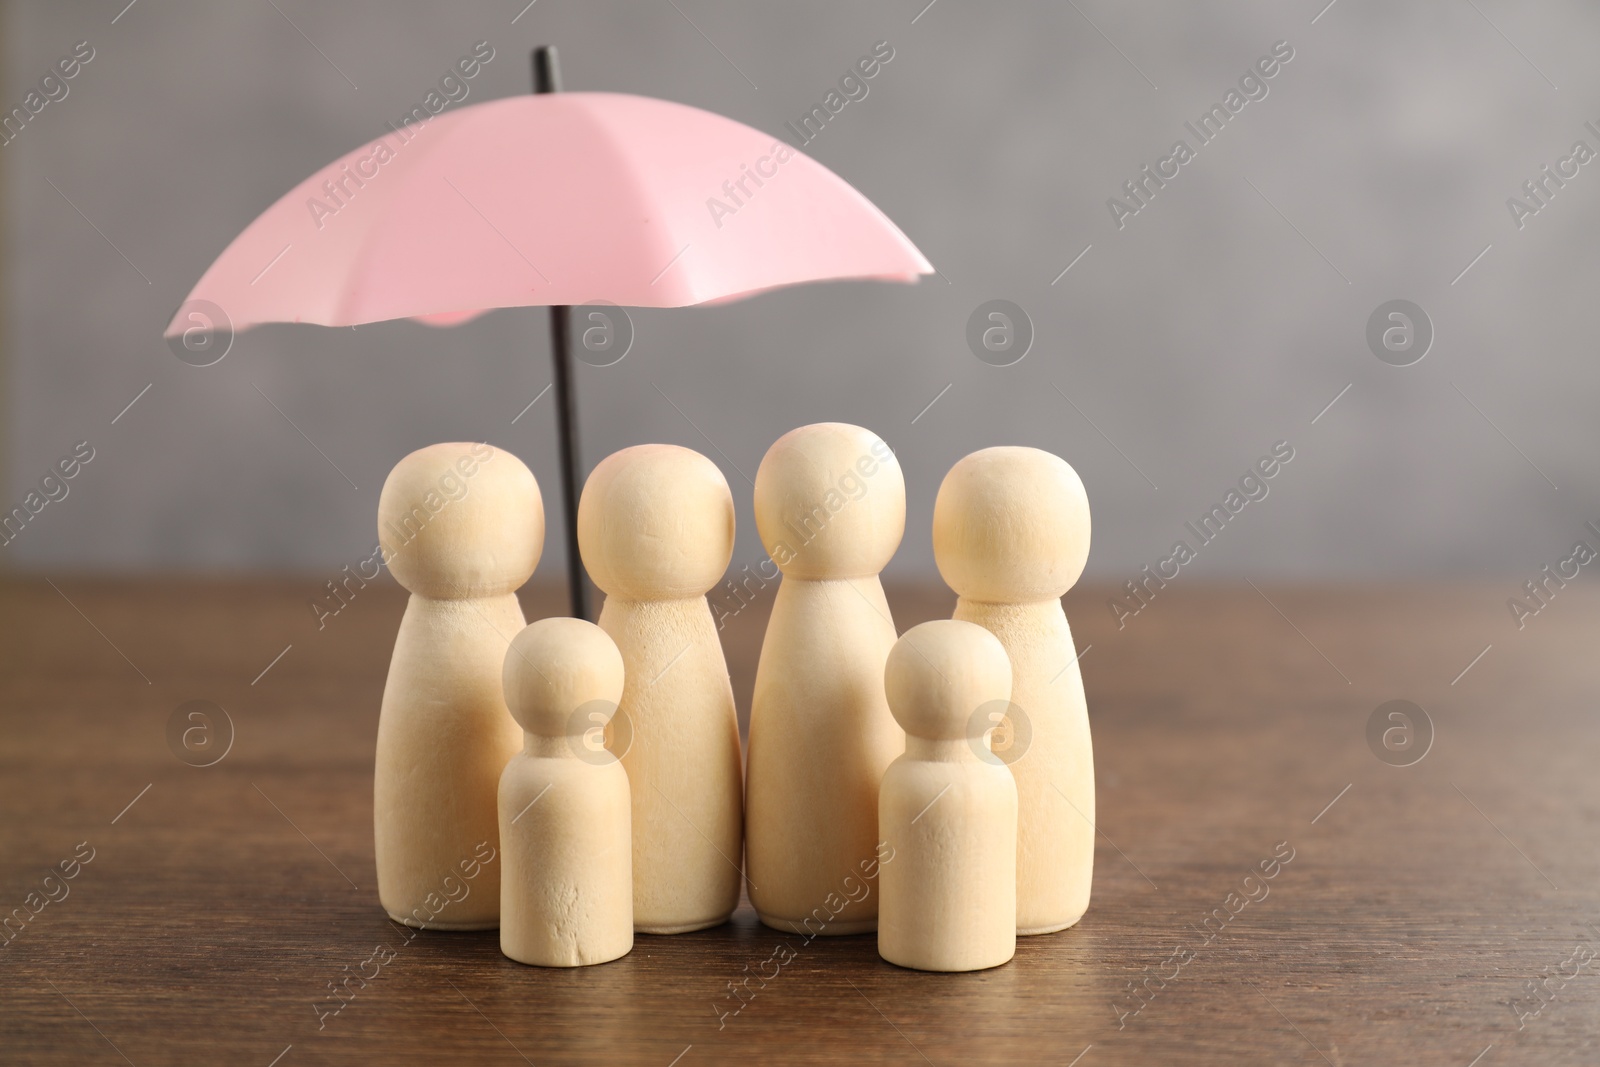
<box><xmin>167</xmin><ymin>64</ymin><xmax>933</xmax><ymax>621</ymax></box>
<box><xmin>165</xmin><ymin>91</ymin><xmax>931</xmax><ymax>333</ymax></box>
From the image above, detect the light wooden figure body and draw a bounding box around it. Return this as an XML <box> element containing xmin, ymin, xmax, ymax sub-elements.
<box><xmin>879</xmin><ymin>620</ymin><xmax>1017</xmax><ymax>972</ymax></box>
<box><xmin>374</xmin><ymin>442</ymin><xmax>542</xmax><ymax>930</ymax></box>
<box><xmin>499</xmin><ymin>617</ymin><xmax>633</xmax><ymax>967</ymax></box>
<box><xmin>746</xmin><ymin>423</ymin><xmax>906</xmax><ymax>935</ymax></box>
<box><xmin>933</xmin><ymin>446</ymin><xmax>1094</xmax><ymax>935</ymax></box>
<box><xmin>578</xmin><ymin>444</ymin><xmax>742</xmax><ymax>934</ymax></box>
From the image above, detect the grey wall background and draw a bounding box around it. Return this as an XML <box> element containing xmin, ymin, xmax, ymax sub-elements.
<box><xmin>5</xmin><ymin>0</ymin><xmax>1598</xmax><ymax>583</ymax></box>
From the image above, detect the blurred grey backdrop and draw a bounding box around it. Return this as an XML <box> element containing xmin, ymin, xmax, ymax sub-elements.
<box><xmin>4</xmin><ymin>0</ymin><xmax>1598</xmax><ymax>583</ymax></box>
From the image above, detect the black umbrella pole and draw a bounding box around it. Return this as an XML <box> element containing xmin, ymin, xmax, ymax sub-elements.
<box><xmin>533</xmin><ymin>44</ymin><xmax>560</xmax><ymax>94</ymax></box>
<box><xmin>548</xmin><ymin>305</ymin><xmax>590</xmax><ymax>622</ymax></box>
<box><xmin>532</xmin><ymin>45</ymin><xmax>590</xmax><ymax>621</ymax></box>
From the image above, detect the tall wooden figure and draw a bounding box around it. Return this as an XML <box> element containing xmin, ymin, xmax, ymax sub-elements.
<box><xmin>933</xmin><ymin>447</ymin><xmax>1093</xmax><ymax>934</ymax></box>
<box><xmin>374</xmin><ymin>442</ymin><xmax>542</xmax><ymax>929</ymax></box>
<box><xmin>746</xmin><ymin>422</ymin><xmax>906</xmax><ymax>934</ymax></box>
<box><xmin>499</xmin><ymin>617</ymin><xmax>633</xmax><ymax>967</ymax></box>
<box><xmin>879</xmin><ymin>620</ymin><xmax>1016</xmax><ymax>972</ymax></box>
<box><xmin>578</xmin><ymin>444</ymin><xmax>742</xmax><ymax>933</ymax></box>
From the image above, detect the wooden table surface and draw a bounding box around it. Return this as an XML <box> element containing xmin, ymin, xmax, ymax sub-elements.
<box><xmin>3</xmin><ymin>577</ymin><xmax>1597</xmax><ymax>1065</ymax></box>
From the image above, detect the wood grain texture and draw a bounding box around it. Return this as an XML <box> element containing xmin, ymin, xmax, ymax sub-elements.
<box><xmin>2</xmin><ymin>576</ymin><xmax>1597</xmax><ymax>1065</ymax></box>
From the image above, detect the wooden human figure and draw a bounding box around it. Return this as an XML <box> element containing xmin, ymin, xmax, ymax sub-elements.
<box><xmin>746</xmin><ymin>422</ymin><xmax>906</xmax><ymax>935</ymax></box>
<box><xmin>933</xmin><ymin>446</ymin><xmax>1093</xmax><ymax>935</ymax></box>
<box><xmin>577</xmin><ymin>444</ymin><xmax>742</xmax><ymax>933</ymax></box>
<box><xmin>879</xmin><ymin>620</ymin><xmax>1017</xmax><ymax>972</ymax></box>
<box><xmin>499</xmin><ymin>617</ymin><xmax>633</xmax><ymax>967</ymax></box>
<box><xmin>374</xmin><ymin>441</ymin><xmax>542</xmax><ymax>929</ymax></box>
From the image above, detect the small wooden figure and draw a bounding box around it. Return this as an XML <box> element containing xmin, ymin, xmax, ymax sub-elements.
<box><xmin>933</xmin><ymin>446</ymin><xmax>1094</xmax><ymax>934</ymax></box>
<box><xmin>879</xmin><ymin>620</ymin><xmax>1017</xmax><ymax>972</ymax></box>
<box><xmin>499</xmin><ymin>616</ymin><xmax>633</xmax><ymax>967</ymax></box>
<box><xmin>746</xmin><ymin>422</ymin><xmax>906</xmax><ymax>935</ymax></box>
<box><xmin>578</xmin><ymin>443</ymin><xmax>743</xmax><ymax>933</ymax></box>
<box><xmin>374</xmin><ymin>442</ymin><xmax>541</xmax><ymax>929</ymax></box>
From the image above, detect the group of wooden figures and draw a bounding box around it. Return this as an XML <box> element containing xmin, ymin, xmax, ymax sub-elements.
<box><xmin>373</xmin><ymin>422</ymin><xmax>1093</xmax><ymax>972</ymax></box>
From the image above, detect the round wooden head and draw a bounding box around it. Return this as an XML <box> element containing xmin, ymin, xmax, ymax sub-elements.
<box><xmin>885</xmin><ymin>620</ymin><xmax>1012</xmax><ymax>742</ymax></box>
<box><xmin>753</xmin><ymin>422</ymin><xmax>905</xmax><ymax>580</ymax></box>
<box><xmin>932</xmin><ymin>446</ymin><xmax>1090</xmax><ymax>603</ymax></box>
<box><xmin>577</xmin><ymin>444</ymin><xmax>735</xmax><ymax>600</ymax></box>
<box><xmin>502</xmin><ymin>617</ymin><xmax>625</xmax><ymax>738</ymax></box>
<box><xmin>378</xmin><ymin>442</ymin><xmax>543</xmax><ymax>599</ymax></box>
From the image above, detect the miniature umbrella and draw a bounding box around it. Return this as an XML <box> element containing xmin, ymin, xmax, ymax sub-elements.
<box><xmin>166</xmin><ymin>48</ymin><xmax>932</xmax><ymax>618</ymax></box>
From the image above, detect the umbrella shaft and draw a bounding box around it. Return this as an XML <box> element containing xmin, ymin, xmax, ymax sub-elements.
<box><xmin>532</xmin><ymin>46</ymin><xmax>586</xmax><ymax>621</ymax></box>
<box><xmin>548</xmin><ymin>304</ymin><xmax>590</xmax><ymax>622</ymax></box>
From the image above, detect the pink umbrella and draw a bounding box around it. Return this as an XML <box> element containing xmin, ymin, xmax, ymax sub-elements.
<box><xmin>167</xmin><ymin>48</ymin><xmax>932</xmax><ymax>617</ymax></box>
